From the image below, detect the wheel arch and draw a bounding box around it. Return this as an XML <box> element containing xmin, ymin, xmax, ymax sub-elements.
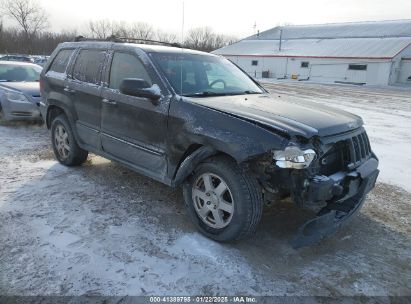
<box><xmin>46</xmin><ymin>103</ymin><xmax>75</xmax><ymax>129</ymax></box>
<box><xmin>46</xmin><ymin>102</ymin><xmax>83</xmax><ymax>146</ymax></box>
<box><xmin>46</xmin><ymin>105</ymin><xmax>64</xmax><ymax>129</ymax></box>
<box><xmin>171</xmin><ymin>144</ymin><xmax>242</xmax><ymax>187</ymax></box>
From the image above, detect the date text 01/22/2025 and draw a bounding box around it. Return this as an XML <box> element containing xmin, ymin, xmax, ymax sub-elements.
<box><xmin>149</xmin><ymin>296</ymin><xmax>257</xmax><ymax>303</ymax></box>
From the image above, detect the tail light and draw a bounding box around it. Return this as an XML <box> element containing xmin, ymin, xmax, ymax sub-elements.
<box><xmin>40</xmin><ymin>78</ymin><xmax>44</xmax><ymax>95</ymax></box>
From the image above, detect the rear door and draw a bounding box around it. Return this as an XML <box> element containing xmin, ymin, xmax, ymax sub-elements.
<box><xmin>43</xmin><ymin>48</ymin><xmax>76</xmax><ymax>114</ymax></box>
<box><xmin>66</xmin><ymin>48</ymin><xmax>108</xmax><ymax>149</ymax></box>
<box><xmin>100</xmin><ymin>50</ymin><xmax>169</xmax><ymax>180</ymax></box>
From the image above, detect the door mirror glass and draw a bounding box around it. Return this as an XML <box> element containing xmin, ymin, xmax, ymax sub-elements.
<box><xmin>119</xmin><ymin>78</ymin><xmax>161</xmax><ymax>100</ymax></box>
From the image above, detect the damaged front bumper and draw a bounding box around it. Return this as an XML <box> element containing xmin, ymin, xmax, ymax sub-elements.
<box><xmin>291</xmin><ymin>156</ymin><xmax>379</xmax><ymax>248</ymax></box>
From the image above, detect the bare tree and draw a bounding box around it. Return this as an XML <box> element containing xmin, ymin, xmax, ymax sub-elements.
<box><xmin>0</xmin><ymin>19</ymin><xmax>4</xmax><ymax>51</ymax></box>
<box><xmin>88</xmin><ymin>19</ymin><xmax>116</xmax><ymax>39</ymax></box>
<box><xmin>184</xmin><ymin>27</ymin><xmax>213</xmax><ymax>51</ymax></box>
<box><xmin>112</xmin><ymin>21</ymin><xmax>128</xmax><ymax>37</ymax></box>
<box><xmin>156</xmin><ymin>29</ymin><xmax>177</xmax><ymax>43</ymax></box>
<box><xmin>127</xmin><ymin>22</ymin><xmax>154</xmax><ymax>40</ymax></box>
<box><xmin>1</xmin><ymin>0</ymin><xmax>48</xmax><ymax>53</ymax></box>
<box><xmin>88</xmin><ymin>20</ymin><xmax>155</xmax><ymax>42</ymax></box>
<box><xmin>184</xmin><ymin>27</ymin><xmax>237</xmax><ymax>52</ymax></box>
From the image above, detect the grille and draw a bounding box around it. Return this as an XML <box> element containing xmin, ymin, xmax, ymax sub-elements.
<box><xmin>342</xmin><ymin>131</ymin><xmax>372</xmax><ymax>169</ymax></box>
<box><xmin>319</xmin><ymin>130</ymin><xmax>372</xmax><ymax>175</ymax></box>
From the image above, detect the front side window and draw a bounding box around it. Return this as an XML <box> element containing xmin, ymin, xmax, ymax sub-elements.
<box><xmin>109</xmin><ymin>52</ymin><xmax>152</xmax><ymax>90</ymax></box>
<box><xmin>0</xmin><ymin>64</ymin><xmax>41</xmax><ymax>82</ymax></box>
<box><xmin>49</xmin><ymin>49</ymin><xmax>74</xmax><ymax>74</ymax></box>
<box><xmin>252</xmin><ymin>60</ymin><xmax>258</xmax><ymax>66</ymax></box>
<box><xmin>301</xmin><ymin>61</ymin><xmax>309</xmax><ymax>68</ymax></box>
<box><xmin>73</xmin><ymin>49</ymin><xmax>106</xmax><ymax>84</ymax></box>
<box><xmin>150</xmin><ymin>53</ymin><xmax>263</xmax><ymax>96</ymax></box>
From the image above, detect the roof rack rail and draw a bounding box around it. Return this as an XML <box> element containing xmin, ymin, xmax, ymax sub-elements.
<box><xmin>74</xmin><ymin>35</ymin><xmax>182</xmax><ymax>48</ymax></box>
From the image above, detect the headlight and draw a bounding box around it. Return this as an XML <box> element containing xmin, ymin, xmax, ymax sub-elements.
<box><xmin>273</xmin><ymin>146</ymin><xmax>316</xmax><ymax>169</ymax></box>
<box><xmin>5</xmin><ymin>92</ymin><xmax>30</xmax><ymax>104</ymax></box>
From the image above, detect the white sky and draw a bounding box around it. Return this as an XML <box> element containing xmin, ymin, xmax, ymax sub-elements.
<box><xmin>29</xmin><ymin>0</ymin><xmax>411</xmax><ymax>38</ymax></box>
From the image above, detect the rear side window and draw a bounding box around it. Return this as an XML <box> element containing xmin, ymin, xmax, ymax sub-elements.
<box><xmin>49</xmin><ymin>49</ymin><xmax>74</xmax><ymax>74</ymax></box>
<box><xmin>109</xmin><ymin>52</ymin><xmax>152</xmax><ymax>90</ymax></box>
<box><xmin>73</xmin><ymin>49</ymin><xmax>106</xmax><ymax>84</ymax></box>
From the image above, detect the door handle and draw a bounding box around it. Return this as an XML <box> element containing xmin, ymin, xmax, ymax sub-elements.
<box><xmin>102</xmin><ymin>98</ymin><xmax>117</xmax><ymax>105</ymax></box>
<box><xmin>64</xmin><ymin>87</ymin><xmax>76</xmax><ymax>94</ymax></box>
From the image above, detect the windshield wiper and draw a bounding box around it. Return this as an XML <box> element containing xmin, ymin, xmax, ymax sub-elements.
<box><xmin>182</xmin><ymin>91</ymin><xmax>227</xmax><ymax>97</ymax></box>
<box><xmin>182</xmin><ymin>90</ymin><xmax>262</xmax><ymax>97</ymax></box>
<box><xmin>243</xmin><ymin>90</ymin><xmax>262</xmax><ymax>94</ymax></box>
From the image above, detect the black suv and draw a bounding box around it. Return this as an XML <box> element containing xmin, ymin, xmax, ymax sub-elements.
<box><xmin>40</xmin><ymin>39</ymin><xmax>379</xmax><ymax>247</ymax></box>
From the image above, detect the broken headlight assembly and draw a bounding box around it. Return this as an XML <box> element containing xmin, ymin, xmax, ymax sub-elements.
<box><xmin>273</xmin><ymin>146</ymin><xmax>316</xmax><ymax>169</ymax></box>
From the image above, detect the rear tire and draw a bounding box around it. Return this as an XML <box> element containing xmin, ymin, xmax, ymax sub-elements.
<box><xmin>51</xmin><ymin>114</ymin><xmax>88</xmax><ymax>166</ymax></box>
<box><xmin>183</xmin><ymin>155</ymin><xmax>263</xmax><ymax>242</ymax></box>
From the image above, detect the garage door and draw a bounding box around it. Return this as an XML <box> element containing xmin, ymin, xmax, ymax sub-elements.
<box><xmin>397</xmin><ymin>59</ymin><xmax>411</xmax><ymax>85</ymax></box>
<box><xmin>345</xmin><ymin>67</ymin><xmax>367</xmax><ymax>84</ymax></box>
<box><xmin>310</xmin><ymin>64</ymin><xmax>347</xmax><ymax>83</ymax></box>
<box><xmin>310</xmin><ymin>63</ymin><xmax>369</xmax><ymax>84</ymax></box>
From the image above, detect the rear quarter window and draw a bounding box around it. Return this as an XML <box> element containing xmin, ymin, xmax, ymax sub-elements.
<box><xmin>48</xmin><ymin>49</ymin><xmax>75</xmax><ymax>74</ymax></box>
<box><xmin>72</xmin><ymin>49</ymin><xmax>106</xmax><ymax>85</ymax></box>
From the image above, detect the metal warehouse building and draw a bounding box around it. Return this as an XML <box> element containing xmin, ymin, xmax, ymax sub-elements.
<box><xmin>213</xmin><ymin>20</ymin><xmax>411</xmax><ymax>86</ymax></box>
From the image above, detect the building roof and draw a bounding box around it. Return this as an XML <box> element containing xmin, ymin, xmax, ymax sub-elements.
<box><xmin>213</xmin><ymin>20</ymin><xmax>411</xmax><ymax>59</ymax></box>
<box><xmin>213</xmin><ymin>38</ymin><xmax>411</xmax><ymax>59</ymax></box>
<box><xmin>245</xmin><ymin>20</ymin><xmax>411</xmax><ymax>40</ymax></box>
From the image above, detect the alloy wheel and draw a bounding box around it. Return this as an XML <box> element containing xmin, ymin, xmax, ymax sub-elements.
<box><xmin>54</xmin><ymin>124</ymin><xmax>70</xmax><ymax>159</ymax></box>
<box><xmin>192</xmin><ymin>173</ymin><xmax>234</xmax><ymax>229</ymax></box>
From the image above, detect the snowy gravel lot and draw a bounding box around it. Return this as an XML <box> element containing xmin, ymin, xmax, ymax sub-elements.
<box><xmin>0</xmin><ymin>82</ymin><xmax>410</xmax><ymax>297</ymax></box>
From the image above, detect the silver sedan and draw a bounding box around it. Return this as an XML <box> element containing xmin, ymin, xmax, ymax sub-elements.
<box><xmin>0</xmin><ymin>61</ymin><xmax>43</xmax><ymax>121</ymax></box>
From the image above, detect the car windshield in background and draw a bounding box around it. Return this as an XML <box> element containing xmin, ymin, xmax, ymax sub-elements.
<box><xmin>150</xmin><ymin>52</ymin><xmax>263</xmax><ymax>97</ymax></box>
<box><xmin>0</xmin><ymin>64</ymin><xmax>42</xmax><ymax>82</ymax></box>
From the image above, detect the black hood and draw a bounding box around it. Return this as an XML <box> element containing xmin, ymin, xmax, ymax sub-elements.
<box><xmin>186</xmin><ymin>93</ymin><xmax>363</xmax><ymax>138</ymax></box>
<box><xmin>0</xmin><ymin>82</ymin><xmax>40</xmax><ymax>97</ymax></box>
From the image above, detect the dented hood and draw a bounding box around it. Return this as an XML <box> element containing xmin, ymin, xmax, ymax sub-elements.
<box><xmin>187</xmin><ymin>93</ymin><xmax>363</xmax><ymax>138</ymax></box>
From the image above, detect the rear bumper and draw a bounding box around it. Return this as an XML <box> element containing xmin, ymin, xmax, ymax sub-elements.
<box><xmin>291</xmin><ymin>156</ymin><xmax>379</xmax><ymax>248</ymax></box>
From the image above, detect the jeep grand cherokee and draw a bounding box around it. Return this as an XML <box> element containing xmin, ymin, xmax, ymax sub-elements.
<box><xmin>40</xmin><ymin>39</ymin><xmax>379</xmax><ymax>247</ymax></box>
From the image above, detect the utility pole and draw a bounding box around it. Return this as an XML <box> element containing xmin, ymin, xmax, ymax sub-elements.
<box><xmin>279</xmin><ymin>29</ymin><xmax>283</xmax><ymax>51</ymax></box>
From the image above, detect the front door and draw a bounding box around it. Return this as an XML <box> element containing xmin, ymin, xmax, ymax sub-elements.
<box><xmin>100</xmin><ymin>51</ymin><xmax>169</xmax><ymax>180</ymax></box>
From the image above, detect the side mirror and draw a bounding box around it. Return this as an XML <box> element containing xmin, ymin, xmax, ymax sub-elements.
<box><xmin>119</xmin><ymin>78</ymin><xmax>161</xmax><ymax>101</ymax></box>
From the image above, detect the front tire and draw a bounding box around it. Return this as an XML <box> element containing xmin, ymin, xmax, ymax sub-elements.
<box><xmin>51</xmin><ymin>114</ymin><xmax>88</xmax><ymax>166</ymax></box>
<box><xmin>183</xmin><ymin>156</ymin><xmax>263</xmax><ymax>242</ymax></box>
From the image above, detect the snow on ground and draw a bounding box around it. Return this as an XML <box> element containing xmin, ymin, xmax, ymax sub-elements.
<box><xmin>0</xmin><ymin>82</ymin><xmax>410</xmax><ymax>297</ymax></box>
<box><xmin>262</xmin><ymin>80</ymin><xmax>411</xmax><ymax>192</ymax></box>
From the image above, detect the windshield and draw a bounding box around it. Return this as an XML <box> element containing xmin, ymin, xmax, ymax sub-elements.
<box><xmin>0</xmin><ymin>64</ymin><xmax>42</xmax><ymax>82</ymax></box>
<box><xmin>150</xmin><ymin>52</ymin><xmax>263</xmax><ymax>97</ymax></box>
